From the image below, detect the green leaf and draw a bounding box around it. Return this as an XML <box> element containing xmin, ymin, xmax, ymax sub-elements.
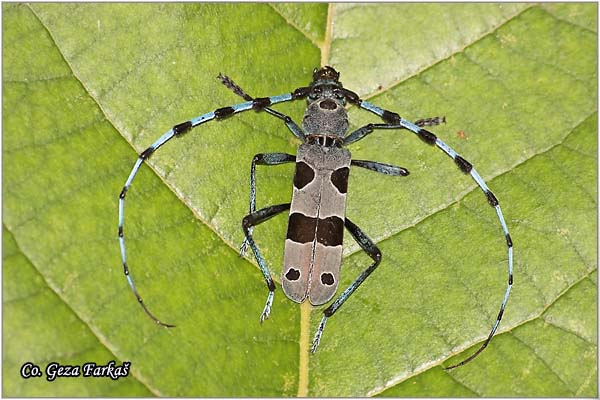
<box><xmin>3</xmin><ymin>3</ymin><xmax>596</xmax><ymax>397</ymax></box>
<box><xmin>3</xmin><ymin>227</ymin><xmax>153</xmax><ymax>396</ymax></box>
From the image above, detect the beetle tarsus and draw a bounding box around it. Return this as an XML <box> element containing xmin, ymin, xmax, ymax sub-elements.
<box><xmin>260</xmin><ymin>290</ymin><xmax>274</xmax><ymax>323</ymax></box>
<box><xmin>310</xmin><ymin>315</ymin><xmax>328</xmax><ymax>353</ymax></box>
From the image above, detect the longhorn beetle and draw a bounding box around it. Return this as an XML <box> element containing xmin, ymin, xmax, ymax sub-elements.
<box><xmin>118</xmin><ymin>66</ymin><xmax>513</xmax><ymax>369</ymax></box>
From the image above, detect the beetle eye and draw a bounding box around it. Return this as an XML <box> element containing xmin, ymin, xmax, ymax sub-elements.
<box><xmin>309</xmin><ymin>87</ymin><xmax>322</xmax><ymax>100</ymax></box>
<box><xmin>333</xmin><ymin>89</ymin><xmax>344</xmax><ymax>99</ymax></box>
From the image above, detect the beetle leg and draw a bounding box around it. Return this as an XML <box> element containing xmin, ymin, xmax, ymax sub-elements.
<box><xmin>311</xmin><ymin>217</ymin><xmax>381</xmax><ymax>353</ymax></box>
<box><xmin>242</xmin><ymin>203</ymin><xmax>291</xmax><ymax>322</ymax></box>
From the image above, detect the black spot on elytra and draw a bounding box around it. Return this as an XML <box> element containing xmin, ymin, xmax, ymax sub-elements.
<box><xmin>285</xmin><ymin>268</ymin><xmax>300</xmax><ymax>281</ymax></box>
<box><xmin>287</xmin><ymin>214</ymin><xmax>344</xmax><ymax>246</ymax></box>
<box><xmin>330</xmin><ymin>167</ymin><xmax>349</xmax><ymax>193</ymax></box>
<box><xmin>287</xmin><ymin>213</ymin><xmax>317</xmax><ymax>244</ymax></box>
<box><xmin>321</xmin><ymin>272</ymin><xmax>335</xmax><ymax>286</ymax></box>
<box><xmin>293</xmin><ymin>161</ymin><xmax>315</xmax><ymax>189</ymax></box>
<box><xmin>316</xmin><ymin>216</ymin><xmax>344</xmax><ymax>246</ymax></box>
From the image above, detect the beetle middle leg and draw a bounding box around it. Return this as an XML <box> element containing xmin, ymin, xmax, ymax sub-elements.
<box><xmin>239</xmin><ymin>153</ymin><xmax>296</xmax><ymax>256</ymax></box>
<box><xmin>311</xmin><ymin>217</ymin><xmax>382</xmax><ymax>352</ymax></box>
<box><xmin>242</xmin><ymin>202</ymin><xmax>291</xmax><ymax>322</ymax></box>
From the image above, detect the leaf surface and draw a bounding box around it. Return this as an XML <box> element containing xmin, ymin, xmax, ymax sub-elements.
<box><xmin>3</xmin><ymin>3</ymin><xmax>596</xmax><ymax>397</ymax></box>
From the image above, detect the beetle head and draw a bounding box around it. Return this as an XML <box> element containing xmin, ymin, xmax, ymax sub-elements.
<box><xmin>302</xmin><ymin>66</ymin><xmax>348</xmax><ymax>139</ymax></box>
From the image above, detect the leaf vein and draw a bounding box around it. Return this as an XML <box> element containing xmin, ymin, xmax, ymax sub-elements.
<box><xmin>540</xmin><ymin>4</ymin><xmax>598</xmax><ymax>35</ymax></box>
<box><xmin>2</xmin><ymin>222</ymin><xmax>153</xmax><ymax>394</ymax></box>
<box><xmin>510</xmin><ymin>332</ymin><xmax>575</xmax><ymax>394</ymax></box>
<box><xmin>541</xmin><ymin>317</ymin><xmax>597</xmax><ymax>346</ymax></box>
<box><xmin>362</xmin><ymin>4</ymin><xmax>535</xmax><ymax>100</ymax></box>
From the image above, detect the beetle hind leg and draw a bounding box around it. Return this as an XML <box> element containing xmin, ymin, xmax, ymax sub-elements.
<box><xmin>311</xmin><ymin>217</ymin><xmax>381</xmax><ymax>353</ymax></box>
<box><xmin>242</xmin><ymin>203</ymin><xmax>291</xmax><ymax>322</ymax></box>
